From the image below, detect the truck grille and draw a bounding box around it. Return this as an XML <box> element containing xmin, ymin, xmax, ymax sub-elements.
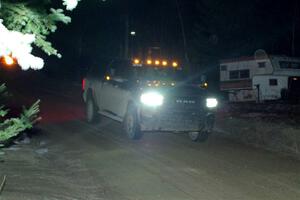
<box><xmin>141</xmin><ymin>96</ymin><xmax>207</xmax><ymax>132</ymax></box>
<box><xmin>161</xmin><ymin>96</ymin><xmax>205</xmax><ymax>123</ymax></box>
<box><xmin>165</xmin><ymin>96</ymin><xmax>202</xmax><ymax>111</ymax></box>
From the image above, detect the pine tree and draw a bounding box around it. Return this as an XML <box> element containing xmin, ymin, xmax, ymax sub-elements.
<box><xmin>0</xmin><ymin>84</ymin><xmax>40</xmax><ymax>146</ymax></box>
<box><xmin>0</xmin><ymin>0</ymin><xmax>72</xmax><ymax>58</ymax></box>
<box><xmin>0</xmin><ymin>1</ymin><xmax>80</xmax><ymax>193</ymax></box>
<box><xmin>0</xmin><ymin>0</ymin><xmax>79</xmax><ymax>147</ymax></box>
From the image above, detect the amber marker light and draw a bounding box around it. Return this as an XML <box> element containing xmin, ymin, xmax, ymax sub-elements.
<box><xmin>162</xmin><ymin>61</ymin><xmax>168</xmax><ymax>66</ymax></box>
<box><xmin>105</xmin><ymin>76</ymin><xmax>111</xmax><ymax>81</ymax></box>
<box><xmin>3</xmin><ymin>55</ymin><xmax>15</xmax><ymax>66</ymax></box>
<box><xmin>133</xmin><ymin>59</ymin><xmax>140</xmax><ymax>64</ymax></box>
<box><xmin>146</xmin><ymin>59</ymin><xmax>152</xmax><ymax>65</ymax></box>
<box><xmin>172</xmin><ymin>62</ymin><xmax>178</xmax><ymax>68</ymax></box>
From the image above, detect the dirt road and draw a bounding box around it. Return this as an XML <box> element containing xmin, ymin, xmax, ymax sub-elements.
<box><xmin>1</xmin><ymin>75</ymin><xmax>300</xmax><ymax>200</ymax></box>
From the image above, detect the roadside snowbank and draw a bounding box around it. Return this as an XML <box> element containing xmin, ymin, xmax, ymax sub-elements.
<box><xmin>216</xmin><ymin>114</ymin><xmax>300</xmax><ymax>157</ymax></box>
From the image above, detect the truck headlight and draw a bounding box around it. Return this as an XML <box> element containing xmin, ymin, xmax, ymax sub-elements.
<box><xmin>140</xmin><ymin>92</ymin><xmax>164</xmax><ymax>107</ymax></box>
<box><xmin>206</xmin><ymin>98</ymin><xmax>218</xmax><ymax>108</ymax></box>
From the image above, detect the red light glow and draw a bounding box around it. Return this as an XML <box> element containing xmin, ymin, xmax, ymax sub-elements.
<box><xmin>82</xmin><ymin>79</ymin><xmax>86</xmax><ymax>91</ymax></box>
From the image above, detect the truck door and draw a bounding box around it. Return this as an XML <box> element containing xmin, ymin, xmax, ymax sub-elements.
<box><xmin>99</xmin><ymin>60</ymin><xmax>131</xmax><ymax>118</ymax></box>
<box><xmin>98</xmin><ymin>66</ymin><xmax>117</xmax><ymax>114</ymax></box>
<box><xmin>98</xmin><ymin>78</ymin><xmax>114</xmax><ymax>112</ymax></box>
<box><xmin>111</xmin><ymin>79</ymin><xmax>132</xmax><ymax>118</ymax></box>
<box><xmin>110</xmin><ymin>61</ymin><xmax>133</xmax><ymax>118</ymax></box>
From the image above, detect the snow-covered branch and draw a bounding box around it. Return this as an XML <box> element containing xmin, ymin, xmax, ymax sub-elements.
<box><xmin>0</xmin><ymin>0</ymin><xmax>80</xmax><ymax>71</ymax></box>
<box><xmin>63</xmin><ymin>0</ymin><xmax>80</xmax><ymax>11</ymax></box>
<box><xmin>0</xmin><ymin>19</ymin><xmax>44</xmax><ymax>70</ymax></box>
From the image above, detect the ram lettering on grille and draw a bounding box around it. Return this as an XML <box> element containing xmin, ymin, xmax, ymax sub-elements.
<box><xmin>176</xmin><ymin>99</ymin><xmax>196</xmax><ymax>104</ymax></box>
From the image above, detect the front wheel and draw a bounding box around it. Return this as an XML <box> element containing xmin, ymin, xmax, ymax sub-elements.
<box><xmin>188</xmin><ymin>131</ymin><xmax>209</xmax><ymax>142</ymax></box>
<box><xmin>123</xmin><ymin>106</ymin><xmax>143</xmax><ymax>140</ymax></box>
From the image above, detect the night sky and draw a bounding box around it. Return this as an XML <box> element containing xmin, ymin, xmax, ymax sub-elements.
<box><xmin>46</xmin><ymin>0</ymin><xmax>300</xmax><ymax>81</ymax></box>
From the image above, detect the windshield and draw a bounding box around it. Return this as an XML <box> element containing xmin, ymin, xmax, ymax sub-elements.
<box><xmin>132</xmin><ymin>67</ymin><xmax>185</xmax><ymax>81</ymax></box>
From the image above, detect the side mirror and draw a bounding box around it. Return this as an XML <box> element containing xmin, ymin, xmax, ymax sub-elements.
<box><xmin>201</xmin><ymin>75</ymin><xmax>207</xmax><ymax>82</ymax></box>
<box><xmin>103</xmin><ymin>68</ymin><xmax>115</xmax><ymax>81</ymax></box>
<box><xmin>110</xmin><ymin>68</ymin><xmax>116</xmax><ymax>76</ymax></box>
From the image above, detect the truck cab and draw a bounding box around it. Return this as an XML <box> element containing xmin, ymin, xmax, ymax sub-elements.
<box><xmin>83</xmin><ymin>59</ymin><xmax>218</xmax><ymax>142</ymax></box>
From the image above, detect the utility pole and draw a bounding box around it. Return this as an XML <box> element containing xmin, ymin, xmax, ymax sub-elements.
<box><xmin>291</xmin><ymin>0</ymin><xmax>298</xmax><ymax>56</ymax></box>
<box><xmin>175</xmin><ymin>0</ymin><xmax>190</xmax><ymax>66</ymax></box>
<box><xmin>124</xmin><ymin>14</ymin><xmax>129</xmax><ymax>59</ymax></box>
<box><xmin>292</xmin><ymin>20</ymin><xmax>295</xmax><ymax>56</ymax></box>
<box><xmin>122</xmin><ymin>0</ymin><xmax>130</xmax><ymax>59</ymax></box>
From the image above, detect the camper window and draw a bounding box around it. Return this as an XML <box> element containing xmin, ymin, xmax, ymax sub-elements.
<box><xmin>229</xmin><ymin>70</ymin><xmax>239</xmax><ymax>79</ymax></box>
<box><xmin>269</xmin><ymin>79</ymin><xmax>278</xmax><ymax>86</ymax></box>
<box><xmin>258</xmin><ymin>62</ymin><xmax>266</xmax><ymax>68</ymax></box>
<box><xmin>280</xmin><ymin>61</ymin><xmax>300</xmax><ymax>69</ymax></box>
<box><xmin>240</xmin><ymin>70</ymin><xmax>250</xmax><ymax>78</ymax></box>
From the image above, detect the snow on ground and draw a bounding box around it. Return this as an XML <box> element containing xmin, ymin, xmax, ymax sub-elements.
<box><xmin>216</xmin><ymin>103</ymin><xmax>300</xmax><ymax>157</ymax></box>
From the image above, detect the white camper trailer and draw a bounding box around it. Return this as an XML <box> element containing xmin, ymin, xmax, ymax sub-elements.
<box><xmin>220</xmin><ymin>55</ymin><xmax>300</xmax><ymax>102</ymax></box>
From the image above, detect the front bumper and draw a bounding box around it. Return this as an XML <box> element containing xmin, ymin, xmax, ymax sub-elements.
<box><xmin>139</xmin><ymin>106</ymin><xmax>215</xmax><ymax>132</ymax></box>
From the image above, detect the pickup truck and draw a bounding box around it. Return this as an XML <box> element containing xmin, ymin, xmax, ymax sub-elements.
<box><xmin>82</xmin><ymin>59</ymin><xmax>218</xmax><ymax>142</ymax></box>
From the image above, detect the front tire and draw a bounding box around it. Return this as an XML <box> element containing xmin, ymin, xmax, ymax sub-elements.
<box><xmin>86</xmin><ymin>95</ymin><xmax>97</xmax><ymax>123</ymax></box>
<box><xmin>188</xmin><ymin>131</ymin><xmax>209</xmax><ymax>142</ymax></box>
<box><xmin>124</xmin><ymin>106</ymin><xmax>143</xmax><ymax>140</ymax></box>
